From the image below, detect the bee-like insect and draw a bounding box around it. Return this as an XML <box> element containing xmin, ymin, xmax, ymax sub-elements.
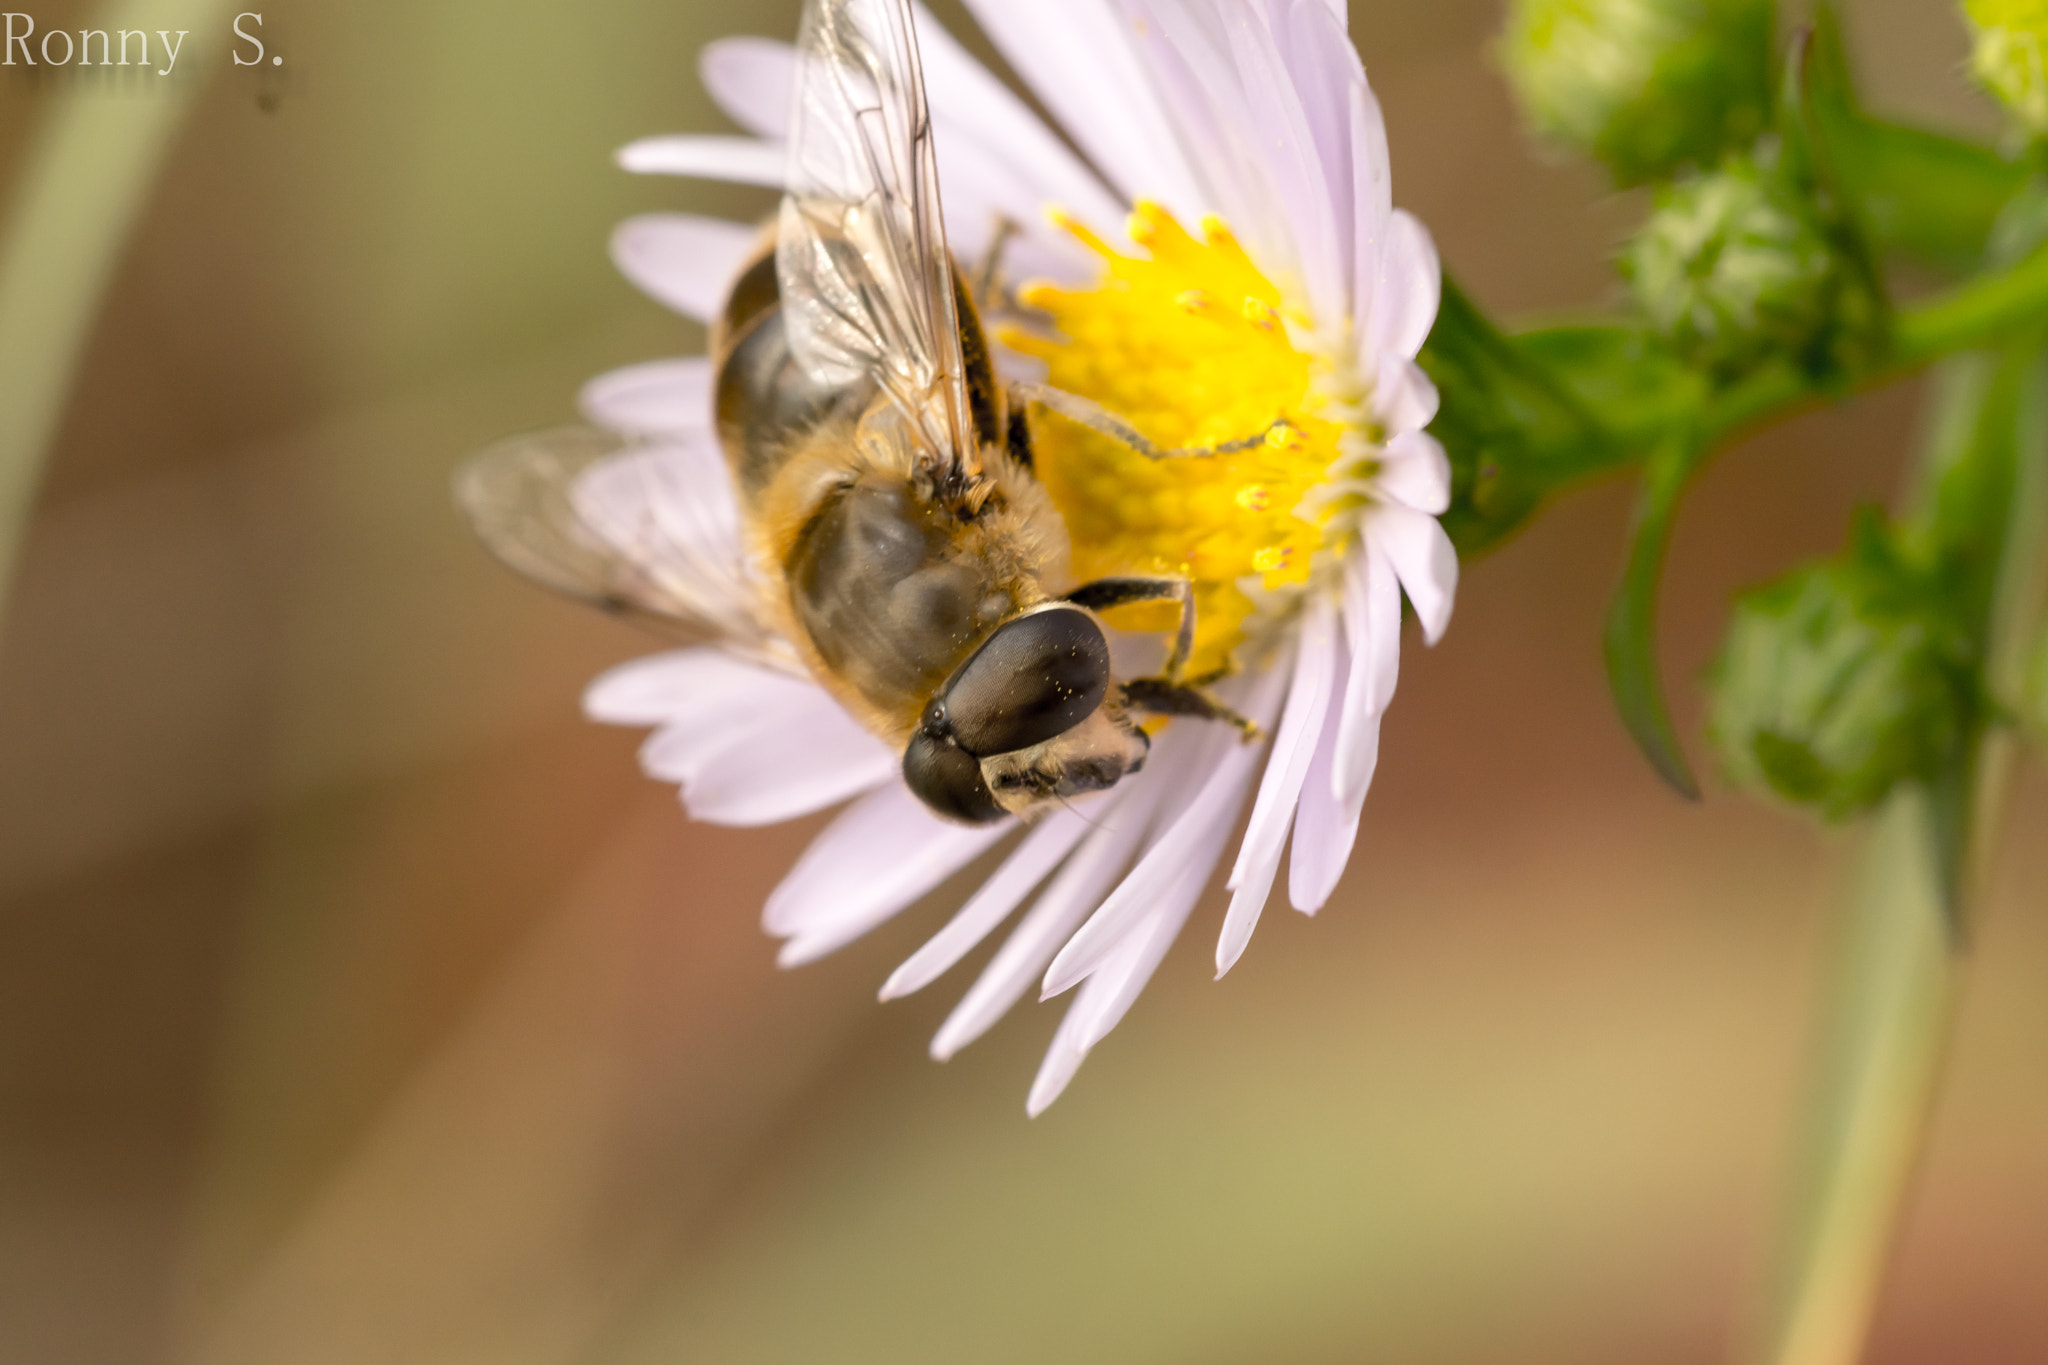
<box><xmin>459</xmin><ymin>0</ymin><xmax>1261</xmax><ymax>824</ymax></box>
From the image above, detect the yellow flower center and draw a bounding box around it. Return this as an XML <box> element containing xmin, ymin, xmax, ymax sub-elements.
<box><xmin>1002</xmin><ymin>203</ymin><xmax>1364</xmax><ymax>678</ymax></box>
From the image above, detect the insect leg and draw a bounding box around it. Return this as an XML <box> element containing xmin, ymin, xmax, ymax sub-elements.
<box><xmin>1122</xmin><ymin>678</ymin><xmax>1261</xmax><ymax>740</ymax></box>
<box><xmin>1013</xmin><ymin>383</ymin><xmax>1291</xmax><ymax>460</ymax></box>
<box><xmin>1065</xmin><ymin>575</ymin><xmax>1194</xmax><ymax>681</ymax></box>
<box><xmin>1067</xmin><ymin>576</ymin><xmax>1258</xmax><ymax>739</ymax></box>
<box><xmin>972</xmin><ymin>215</ymin><xmax>1022</xmax><ymax>313</ymax></box>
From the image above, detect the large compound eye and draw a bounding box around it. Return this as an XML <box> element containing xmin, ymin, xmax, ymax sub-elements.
<box><xmin>945</xmin><ymin>606</ymin><xmax>1111</xmax><ymax>756</ymax></box>
<box><xmin>902</xmin><ymin>730</ymin><xmax>1006</xmax><ymax>824</ymax></box>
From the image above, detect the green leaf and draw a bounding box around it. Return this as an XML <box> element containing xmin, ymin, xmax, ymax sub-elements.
<box><xmin>1603</xmin><ymin>436</ymin><xmax>1705</xmax><ymax>797</ymax></box>
<box><xmin>1847</xmin><ymin>124</ymin><xmax>2027</xmax><ymax>274</ymax></box>
<box><xmin>1801</xmin><ymin>1</ymin><xmax>2027</xmax><ymax>274</ymax></box>
<box><xmin>1518</xmin><ymin>322</ymin><xmax>1704</xmax><ymax>444</ymax></box>
<box><xmin>1420</xmin><ymin>276</ymin><xmax>1616</xmax><ymax>556</ymax></box>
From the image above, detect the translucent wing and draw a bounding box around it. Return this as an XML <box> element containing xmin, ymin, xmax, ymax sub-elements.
<box><xmin>455</xmin><ymin>426</ymin><xmax>801</xmax><ymax>674</ymax></box>
<box><xmin>777</xmin><ymin>0</ymin><xmax>976</xmax><ymax>479</ymax></box>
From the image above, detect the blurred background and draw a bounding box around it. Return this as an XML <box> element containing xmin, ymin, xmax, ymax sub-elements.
<box><xmin>0</xmin><ymin>1</ymin><xmax>2042</xmax><ymax>1362</ymax></box>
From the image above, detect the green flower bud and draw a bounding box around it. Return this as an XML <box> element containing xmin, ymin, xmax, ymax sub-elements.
<box><xmin>1964</xmin><ymin>0</ymin><xmax>2048</xmax><ymax>135</ymax></box>
<box><xmin>1621</xmin><ymin>150</ymin><xmax>1842</xmax><ymax>376</ymax></box>
<box><xmin>1708</xmin><ymin>518</ymin><xmax>1978</xmax><ymax>820</ymax></box>
<box><xmin>1499</xmin><ymin>0</ymin><xmax>1775</xmax><ymax>185</ymax></box>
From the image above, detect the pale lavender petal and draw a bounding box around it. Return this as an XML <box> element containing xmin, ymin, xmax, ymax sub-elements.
<box><xmin>1370</xmin><ymin>501</ymin><xmax>1459</xmax><ymax>645</ymax></box>
<box><xmin>1225</xmin><ymin>626</ymin><xmax>1314</xmax><ymax>892</ymax></box>
<box><xmin>611</xmin><ymin>214</ymin><xmax>756</xmax><ymax>322</ymax></box>
<box><xmin>1375</xmin><ymin>429</ymin><xmax>1451</xmax><ymax>516</ymax></box>
<box><xmin>681</xmin><ymin>707</ymin><xmax>896</xmax><ymax>829</ymax></box>
<box><xmin>1078</xmin><ymin>862</ymin><xmax>1209</xmax><ymax>1053</ymax></box>
<box><xmin>1218</xmin><ymin>599</ymin><xmax>1337</xmax><ymax>976</ymax></box>
<box><xmin>1288</xmin><ymin>646</ymin><xmax>1370</xmax><ymax>914</ymax></box>
<box><xmin>918</xmin><ymin>145</ymin><xmax>1093</xmax><ymax>283</ymax></box>
<box><xmin>585</xmin><ymin>648</ymin><xmax>786</xmax><ymax>727</ymax></box>
<box><xmin>913</xmin><ymin>4</ymin><xmax>1125</xmax><ymax>236</ymax></box>
<box><xmin>1223</xmin><ymin>4</ymin><xmax>1344</xmax><ymax>311</ymax></box>
<box><xmin>1267</xmin><ymin>0</ymin><xmax>1366</xmax><ymax>308</ymax></box>
<box><xmin>1291</xmin><ymin>716</ymin><xmax>1375</xmax><ymax>913</ymax></box>
<box><xmin>1366</xmin><ymin>209</ymin><xmax>1441</xmax><ymax>362</ymax></box>
<box><xmin>578</xmin><ymin>358</ymin><xmax>712</xmax><ymax>437</ymax></box>
<box><xmin>1219</xmin><ymin>824</ymin><xmax>1285</xmax><ymax>978</ymax></box>
<box><xmin>929</xmin><ymin>815</ymin><xmax>1151</xmax><ymax>1062</ymax></box>
<box><xmin>1131</xmin><ymin>1</ymin><xmax>1281</xmax><ymax>271</ymax></box>
<box><xmin>1079</xmin><ymin>748</ymin><xmax>1256</xmax><ymax>1050</ymax></box>
<box><xmin>635</xmin><ymin>671</ymin><xmax>834</xmax><ymax>779</ymax></box>
<box><xmin>1252</xmin><ymin>0</ymin><xmax>1350</xmax><ymax>28</ymax></box>
<box><xmin>1041</xmin><ymin>666</ymin><xmax>1287</xmax><ymax>997</ymax></box>
<box><xmin>1022</xmin><ymin>974</ymin><xmax>1097</xmax><ymax>1116</ymax></box>
<box><xmin>765</xmin><ymin>783</ymin><xmax>1008</xmax><ymax>944</ymax></box>
<box><xmin>1332</xmin><ymin>542</ymin><xmax>1401</xmax><ymax>806</ymax></box>
<box><xmin>701</xmin><ymin>37</ymin><xmax>795</xmax><ymax>138</ymax></box>
<box><xmin>694</xmin><ymin>19</ymin><xmax>1075</xmax><ymax>291</ymax></box>
<box><xmin>1273</xmin><ymin>1</ymin><xmax>1363</xmax><ymax>196</ymax></box>
<box><xmin>930</xmin><ymin>740</ymin><xmax>1188</xmax><ymax>1060</ymax></box>
<box><xmin>617</xmin><ymin>134</ymin><xmax>785</xmax><ymax>187</ymax></box>
<box><xmin>878</xmin><ymin>803</ymin><xmax>1098</xmax><ymax>1001</ymax></box>
<box><xmin>1029</xmin><ymin>850</ymin><xmax>1216</xmax><ymax>1115</ymax></box>
<box><xmin>1031</xmin><ymin>888</ymin><xmax>1175</xmax><ymax>1113</ymax></box>
<box><xmin>1038</xmin><ymin>729</ymin><xmax>1237</xmax><ymax>997</ymax></box>
<box><xmin>963</xmin><ymin>0</ymin><xmax>1205</xmax><ymax>219</ymax></box>
<box><xmin>1371</xmin><ymin>354</ymin><xmax>1440</xmax><ymax>435</ymax></box>
<box><xmin>1348</xmin><ymin>80</ymin><xmax>1393</xmax><ymax>340</ymax></box>
<box><xmin>595</xmin><ymin>654</ymin><xmax>890</xmax><ymax>828</ymax></box>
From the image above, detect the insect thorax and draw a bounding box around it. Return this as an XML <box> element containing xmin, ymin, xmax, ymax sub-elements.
<box><xmin>785</xmin><ymin>475</ymin><xmax>1018</xmax><ymax>729</ymax></box>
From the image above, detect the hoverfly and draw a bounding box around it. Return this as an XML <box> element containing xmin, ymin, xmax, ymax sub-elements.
<box><xmin>459</xmin><ymin>0</ymin><xmax>1263</xmax><ymax>825</ymax></box>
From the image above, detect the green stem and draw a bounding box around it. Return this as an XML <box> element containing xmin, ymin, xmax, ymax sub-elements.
<box><xmin>1695</xmin><ymin>252</ymin><xmax>2048</xmax><ymax>446</ymax></box>
<box><xmin>1742</xmin><ymin>350</ymin><xmax>2048</xmax><ymax>1365</ymax></box>
<box><xmin>1895</xmin><ymin>246</ymin><xmax>2048</xmax><ymax>365</ymax></box>
<box><xmin>1744</xmin><ymin>788</ymin><xmax>1958</xmax><ymax>1365</ymax></box>
<box><xmin>1525</xmin><ymin>237</ymin><xmax>2048</xmax><ymax>469</ymax></box>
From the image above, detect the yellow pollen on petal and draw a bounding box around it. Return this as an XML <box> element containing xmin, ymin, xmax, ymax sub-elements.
<box><xmin>1003</xmin><ymin>208</ymin><xmax>1352</xmax><ymax>677</ymax></box>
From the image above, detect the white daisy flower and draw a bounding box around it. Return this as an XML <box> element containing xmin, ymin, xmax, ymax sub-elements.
<box><xmin>532</xmin><ymin>0</ymin><xmax>1452</xmax><ymax>1113</ymax></box>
